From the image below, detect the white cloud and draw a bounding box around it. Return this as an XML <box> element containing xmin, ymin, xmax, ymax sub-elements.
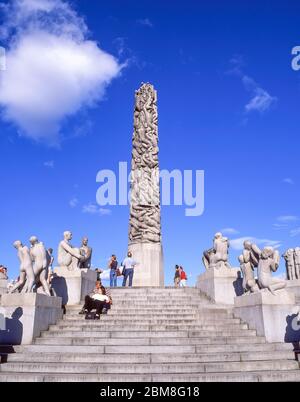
<box><xmin>69</xmin><ymin>197</ymin><xmax>78</xmax><ymax>208</ymax></box>
<box><xmin>283</xmin><ymin>178</ymin><xmax>294</xmax><ymax>185</ymax></box>
<box><xmin>43</xmin><ymin>160</ymin><xmax>54</xmax><ymax>168</ymax></box>
<box><xmin>228</xmin><ymin>57</ymin><xmax>277</xmax><ymax>115</ymax></box>
<box><xmin>277</xmin><ymin>215</ymin><xmax>299</xmax><ymax>223</ymax></box>
<box><xmin>100</xmin><ymin>269</ymin><xmax>111</xmax><ymax>280</ymax></box>
<box><xmin>137</xmin><ymin>18</ymin><xmax>153</xmax><ymax>27</ymax></box>
<box><xmin>220</xmin><ymin>228</ymin><xmax>239</xmax><ymax>235</ymax></box>
<box><xmin>290</xmin><ymin>228</ymin><xmax>300</xmax><ymax>237</ymax></box>
<box><xmin>230</xmin><ymin>237</ymin><xmax>281</xmax><ymax>251</ymax></box>
<box><xmin>0</xmin><ymin>0</ymin><xmax>123</xmax><ymax>145</ymax></box>
<box><xmin>242</xmin><ymin>75</ymin><xmax>277</xmax><ymax>114</ymax></box>
<box><xmin>82</xmin><ymin>203</ymin><xmax>111</xmax><ymax>216</ymax></box>
<box><xmin>273</xmin><ymin>223</ymin><xmax>288</xmax><ymax>230</ymax></box>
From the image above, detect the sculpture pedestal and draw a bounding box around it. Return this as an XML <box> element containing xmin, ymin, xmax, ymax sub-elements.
<box><xmin>0</xmin><ymin>279</ymin><xmax>8</xmax><ymax>295</ymax></box>
<box><xmin>52</xmin><ymin>267</ymin><xmax>97</xmax><ymax>305</ymax></box>
<box><xmin>286</xmin><ymin>279</ymin><xmax>300</xmax><ymax>300</ymax></box>
<box><xmin>0</xmin><ymin>293</ymin><xmax>62</xmax><ymax>345</ymax></box>
<box><xmin>129</xmin><ymin>243</ymin><xmax>164</xmax><ymax>287</ymax></box>
<box><xmin>234</xmin><ymin>290</ymin><xmax>299</xmax><ymax>343</ymax></box>
<box><xmin>196</xmin><ymin>267</ymin><xmax>243</xmax><ymax>304</ymax></box>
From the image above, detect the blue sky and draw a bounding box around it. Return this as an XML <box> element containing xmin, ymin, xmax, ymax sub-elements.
<box><xmin>0</xmin><ymin>0</ymin><xmax>300</xmax><ymax>285</ymax></box>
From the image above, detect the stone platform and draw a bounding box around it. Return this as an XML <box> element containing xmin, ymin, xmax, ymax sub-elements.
<box><xmin>0</xmin><ymin>293</ymin><xmax>62</xmax><ymax>345</ymax></box>
<box><xmin>196</xmin><ymin>267</ymin><xmax>243</xmax><ymax>304</ymax></box>
<box><xmin>51</xmin><ymin>267</ymin><xmax>97</xmax><ymax>306</ymax></box>
<box><xmin>234</xmin><ymin>290</ymin><xmax>299</xmax><ymax>343</ymax></box>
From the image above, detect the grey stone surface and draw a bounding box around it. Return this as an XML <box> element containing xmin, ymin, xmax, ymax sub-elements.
<box><xmin>196</xmin><ymin>266</ymin><xmax>243</xmax><ymax>304</ymax></box>
<box><xmin>52</xmin><ymin>267</ymin><xmax>97</xmax><ymax>305</ymax></box>
<box><xmin>234</xmin><ymin>290</ymin><xmax>299</xmax><ymax>343</ymax></box>
<box><xmin>0</xmin><ymin>293</ymin><xmax>62</xmax><ymax>345</ymax></box>
<box><xmin>129</xmin><ymin>243</ymin><xmax>164</xmax><ymax>287</ymax></box>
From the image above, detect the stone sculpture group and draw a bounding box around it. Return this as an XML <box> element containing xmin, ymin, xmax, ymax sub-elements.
<box><xmin>9</xmin><ymin>232</ymin><xmax>93</xmax><ymax>295</ymax></box>
<box><xmin>283</xmin><ymin>248</ymin><xmax>300</xmax><ymax>280</ymax></box>
<box><xmin>203</xmin><ymin>233</ymin><xmax>287</xmax><ymax>295</ymax></box>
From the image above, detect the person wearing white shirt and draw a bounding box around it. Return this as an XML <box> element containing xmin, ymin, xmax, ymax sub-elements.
<box><xmin>122</xmin><ymin>252</ymin><xmax>137</xmax><ymax>287</ymax></box>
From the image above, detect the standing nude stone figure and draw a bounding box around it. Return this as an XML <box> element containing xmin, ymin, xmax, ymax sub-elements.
<box><xmin>79</xmin><ymin>237</ymin><xmax>92</xmax><ymax>269</ymax></box>
<box><xmin>255</xmin><ymin>245</ymin><xmax>286</xmax><ymax>295</ymax></box>
<box><xmin>29</xmin><ymin>236</ymin><xmax>51</xmax><ymax>296</ymax></box>
<box><xmin>294</xmin><ymin>247</ymin><xmax>300</xmax><ymax>279</ymax></box>
<box><xmin>203</xmin><ymin>232</ymin><xmax>231</xmax><ymax>270</ymax></box>
<box><xmin>283</xmin><ymin>248</ymin><xmax>296</xmax><ymax>280</ymax></box>
<box><xmin>58</xmin><ymin>231</ymin><xmax>83</xmax><ymax>271</ymax></box>
<box><xmin>9</xmin><ymin>241</ymin><xmax>35</xmax><ymax>293</ymax></box>
<box><xmin>238</xmin><ymin>241</ymin><xmax>259</xmax><ymax>293</ymax></box>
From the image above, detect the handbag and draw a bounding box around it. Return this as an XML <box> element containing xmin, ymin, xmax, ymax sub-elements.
<box><xmin>117</xmin><ymin>266</ymin><xmax>124</xmax><ymax>276</ymax></box>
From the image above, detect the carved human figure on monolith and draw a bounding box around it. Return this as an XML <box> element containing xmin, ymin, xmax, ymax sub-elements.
<box><xmin>203</xmin><ymin>232</ymin><xmax>231</xmax><ymax>270</ymax></box>
<box><xmin>9</xmin><ymin>241</ymin><xmax>35</xmax><ymax>293</ymax></box>
<box><xmin>283</xmin><ymin>248</ymin><xmax>296</xmax><ymax>280</ymax></box>
<box><xmin>79</xmin><ymin>237</ymin><xmax>92</xmax><ymax>269</ymax></box>
<box><xmin>29</xmin><ymin>236</ymin><xmax>51</xmax><ymax>296</ymax></box>
<box><xmin>238</xmin><ymin>241</ymin><xmax>259</xmax><ymax>293</ymax></box>
<box><xmin>58</xmin><ymin>231</ymin><xmax>83</xmax><ymax>271</ymax></box>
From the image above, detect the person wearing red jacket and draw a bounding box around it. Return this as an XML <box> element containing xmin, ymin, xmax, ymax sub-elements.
<box><xmin>179</xmin><ymin>267</ymin><xmax>188</xmax><ymax>287</ymax></box>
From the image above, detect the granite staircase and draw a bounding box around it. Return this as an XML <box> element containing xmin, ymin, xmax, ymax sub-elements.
<box><xmin>0</xmin><ymin>287</ymin><xmax>300</xmax><ymax>382</ymax></box>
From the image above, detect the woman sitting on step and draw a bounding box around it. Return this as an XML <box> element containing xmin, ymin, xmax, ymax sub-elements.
<box><xmin>79</xmin><ymin>281</ymin><xmax>110</xmax><ymax>319</ymax></box>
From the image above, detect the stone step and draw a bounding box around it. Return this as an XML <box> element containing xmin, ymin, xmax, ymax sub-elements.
<box><xmin>51</xmin><ymin>324</ymin><xmax>249</xmax><ymax>332</ymax></box>
<box><xmin>41</xmin><ymin>324</ymin><xmax>247</xmax><ymax>338</ymax></box>
<box><xmin>33</xmin><ymin>334</ymin><xmax>263</xmax><ymax>348</ymax></box>
<box><xmin>39</xmin><ymin>332</ymin><xmax>251</xmax><ymax>344</ymax></box>
<box><xmin>6</xmin><ymin>349</ymin><xmax>295</xmax><ymax>364</ymax></box>
<box><xmin>14</xmin><ymin>341</ymin><xmax>286</xmax><ymax>355</ymax></box>
<box><xmin>44</xmin><ymin>329</ymin><xmax>261</xmax><ymax>342</ymax></box>
<box><xmin>1</xmin><ymin>360</ymin><xmax>298</xmax><ymax>374</ymax></box>
<box><xmin>60</xmin><ymin>318</ymin><xmax>235</xmax><ymax>325</ymax></box>
<box><xmin>43</xmin><ymin>324</ymin><xmax>248</xmax><ymax>336</ymax></box>
<box><xmin>26</xmin><ymin>336</ymin><xmax>268</xmax><ymax>350</ymax></box>
<box><xmin>50</xmin><ymin>316</ymin><xmax>242</xmax><ymax>327</ymax></box>
<box><xmin>0</xmin><ymin>370</ymin><xmax>300</xmax><ymax>382</ymax></box>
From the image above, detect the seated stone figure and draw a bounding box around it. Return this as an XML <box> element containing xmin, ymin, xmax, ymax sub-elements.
<box><xmin>58</xmin><ymin>231</ymin><xmax>83</xmax><ymax>271</ymax></box>
<box><xmin>203</xmin><ymin>232</ymin><xmax>231</xmax><ymax>270</ymax></box>
<box><xmin>255</xmin><ymin>245</ymin><xmax>286</xmax><ymax>295</ymax></box>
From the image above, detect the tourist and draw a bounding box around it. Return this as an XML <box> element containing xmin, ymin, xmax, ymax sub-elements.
<box><xmin>180</xmin><ymin>267</ymin><xmax>188</xmax><ymax>287</ymax></box>
<box><xmin>122</xmin><ymin>251</ymin><xmax>137</xmax><ymax>287</ymax></box>
<box><xmin>95</xmin><ymin>268</ymin><xmax>103</xmax><ymax>281</ymax></box>
<box><xmin>79</xmin><ymin>281</ymin><xmax>109</xmax><ymax>319</ymax></box>
<box><xmin>109</xmin><ymin>254</ymin><xmax>118</xmax><ymax>287</ymax></box>
<box><xmin>174</xmin><ymin>265</ymin><xmax>181</xmax><ymax>288</ymax></box>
